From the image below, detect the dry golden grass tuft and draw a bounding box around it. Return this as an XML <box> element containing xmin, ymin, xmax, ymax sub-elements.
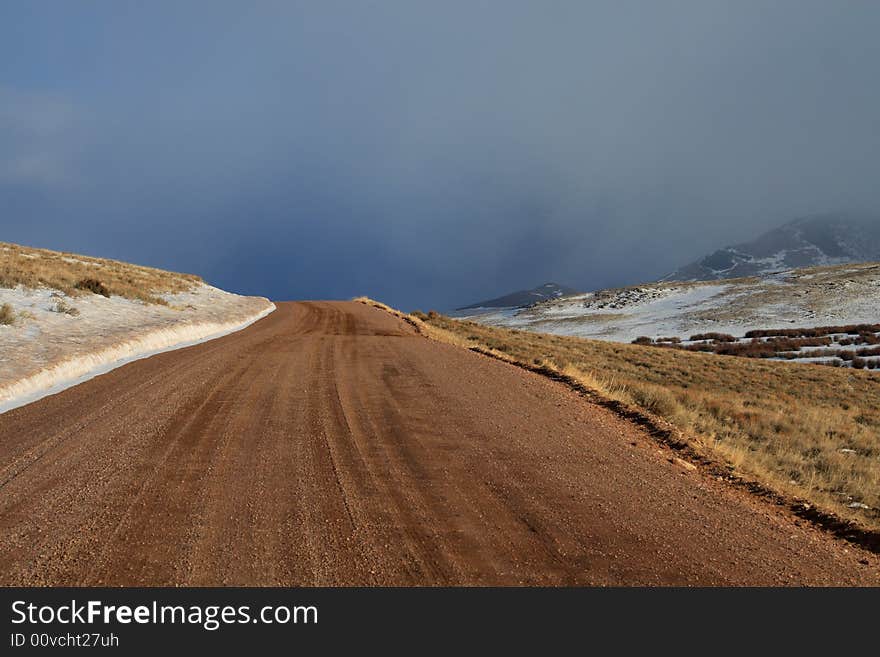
<box><xmin>351</xmin><ymin>296</ymin><xmax>396</xmax><ymax>313</ymax></box>
<box><xmin>0</xmin><ymin>242</ymin><xmax>203</xmax><ymax>305</ymax></box>
<box><xmin>357</xmin><ymin>298</ymin><xmax>880</xmax><ymax>533</ymax></box>
<box><xmin>0</xmin><ymin>302</ymin><xmax>14</xmax><ymax>325</ymax></box>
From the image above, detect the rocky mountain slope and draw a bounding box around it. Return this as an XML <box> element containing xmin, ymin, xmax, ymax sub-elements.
<box><xmin>665</xmin><ymin>213</ymin><xmax>880</xmax><ymax>282</ymax></box>
<box><xmin>456</xmin><ymin>282</ymin><xmax>579</xmax><ymax>310</ymax></box>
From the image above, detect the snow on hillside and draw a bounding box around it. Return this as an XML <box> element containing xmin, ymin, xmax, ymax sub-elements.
<box><xmin>665</xmin><ymin>213</ymin><xmax>880</xmax><ymax>282</ymax></box>
<box><xmin>0</xmin><ymin>283</ymin><xmax>274</xmax><ymax>413</ymax></box>
<box><xmin>462</xmin><ymin>263</ymin><xmax>880</xmax><ymax>344</ymax></box>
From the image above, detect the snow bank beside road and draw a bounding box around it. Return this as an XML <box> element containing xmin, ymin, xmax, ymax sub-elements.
<box><xmin>0</xmin><ymin>284</ymin><xmax>274</xmax><ymax>414</ymax></box>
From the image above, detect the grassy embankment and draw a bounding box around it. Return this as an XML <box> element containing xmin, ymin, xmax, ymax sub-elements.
<box><xmin>356</xmin><ymin>297</ymin><xmax>880</xmax><ymax>536</ymax></box>
<box><xmin>0</xmin><ymin>241</ymin><xmax>203</xmax><ymax>308</ymax></box>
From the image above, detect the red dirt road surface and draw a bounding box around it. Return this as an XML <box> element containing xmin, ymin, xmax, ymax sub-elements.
<box><xmin>0</xmin><ymin>301</ymin><xmax>877</xmax><ymax>585</ymax></box>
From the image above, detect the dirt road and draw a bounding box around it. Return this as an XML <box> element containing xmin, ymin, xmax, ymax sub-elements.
<box><xmin>0</xmin><ymin>301</ymin><xmax>877</xmax><ymax>585</ymax></box>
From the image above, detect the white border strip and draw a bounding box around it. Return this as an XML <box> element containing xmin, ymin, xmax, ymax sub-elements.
<box><xmin>0</xmin><ymin>302</ymin><xmax>276</xmax><ymax>415</ymax></box>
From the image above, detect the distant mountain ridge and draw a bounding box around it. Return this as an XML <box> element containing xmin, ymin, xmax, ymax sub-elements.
<box><xmin>457</xmin><ymin>282</ymin><xmax>579</xmax><ymax>310</ymax></box>
<box><xmin>664</xmin><ymin>213</ymin><xmax>880</xmax><ymax>282</ymax></box>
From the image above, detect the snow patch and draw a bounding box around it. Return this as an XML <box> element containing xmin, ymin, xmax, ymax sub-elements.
<box><xmin>0</xmin><ymin>302</ymin><xmax>274</xmax><ymax>414</ymax></box>
<box><xmin>0</xmin><ymin>283</ymin><xmax>275</xmax><ymax>414</ymax></box>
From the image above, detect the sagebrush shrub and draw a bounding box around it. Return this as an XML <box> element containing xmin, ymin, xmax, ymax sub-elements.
<box><xmin>74</xmin><ymin>278</ymin><xmax>110</xmax><ymax>298</ymax></box>
<box><xmin>0</xmin><ymin>302</ymin><xmax>14</xmax><ymax>325</ymax></box>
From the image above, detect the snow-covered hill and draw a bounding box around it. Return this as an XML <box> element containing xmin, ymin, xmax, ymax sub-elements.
<box><xmin>0</xmin><ymin>243</ymin><xmax>274</xmax><ymax>413</ymax></box>
<box><xmin>665</xmin><ymin>213</ymin><xmax>880</xmax><ymax>282</ymax></box>
<box><xmin>462</xmin><ymin>262</ymin><xmax>880</xmax><ymax>344</ymax></box>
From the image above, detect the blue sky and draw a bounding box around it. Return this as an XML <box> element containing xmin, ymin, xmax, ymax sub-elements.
<box><xmin>3</xmin><ymin>1</ymin><xmax>880</xmax><ymax>308</ymax></box>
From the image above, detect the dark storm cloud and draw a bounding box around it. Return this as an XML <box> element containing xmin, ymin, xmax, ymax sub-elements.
<box><xmin>2</xmin><ymin>1</ymin><xmax>879</xmax><ymax>309</ymax></box>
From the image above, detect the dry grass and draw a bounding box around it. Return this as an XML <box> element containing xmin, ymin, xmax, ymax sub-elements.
<box><xmin>0</xmin><ymin>303</ymin><xmax>14</xmax><ymax>326</ymax></box>
<box><xmin>48</xmin><ymin>294</ymin><xmax>80</xmax><ymax>316</ymax></box>
<box><xmin>357</xmin><ymin>298</ymin><xmax>880</xmax><ymax>533</ymax></box>
<box><xmin>0</xmin><ymin>242</ymin><xmax>203</xmax><ymax>304</ymax></box>
<box><xmin>351</xmin><ymin>296</ymin><xmax>396</xmax><ymax>313</ymax></box>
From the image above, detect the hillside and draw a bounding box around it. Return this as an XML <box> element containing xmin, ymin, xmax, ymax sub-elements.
<box><xmin>456</xmin><ymin>282</ymin><xmax>579</xmax><ymax>310</ymax></box>
<box><xmin>0</xmin><ymin>241</ymin><xmax>274</xmax><ymax>413</ymax></box>
<box><xmin>665</xmin><ymin>213</ymin><xmax>880</xmax><ymax>282</ymax></box>
<box><xmin>461</xmin><ymin>262</ymin><xmax>880</xmax><ymax>347</ymax></box>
